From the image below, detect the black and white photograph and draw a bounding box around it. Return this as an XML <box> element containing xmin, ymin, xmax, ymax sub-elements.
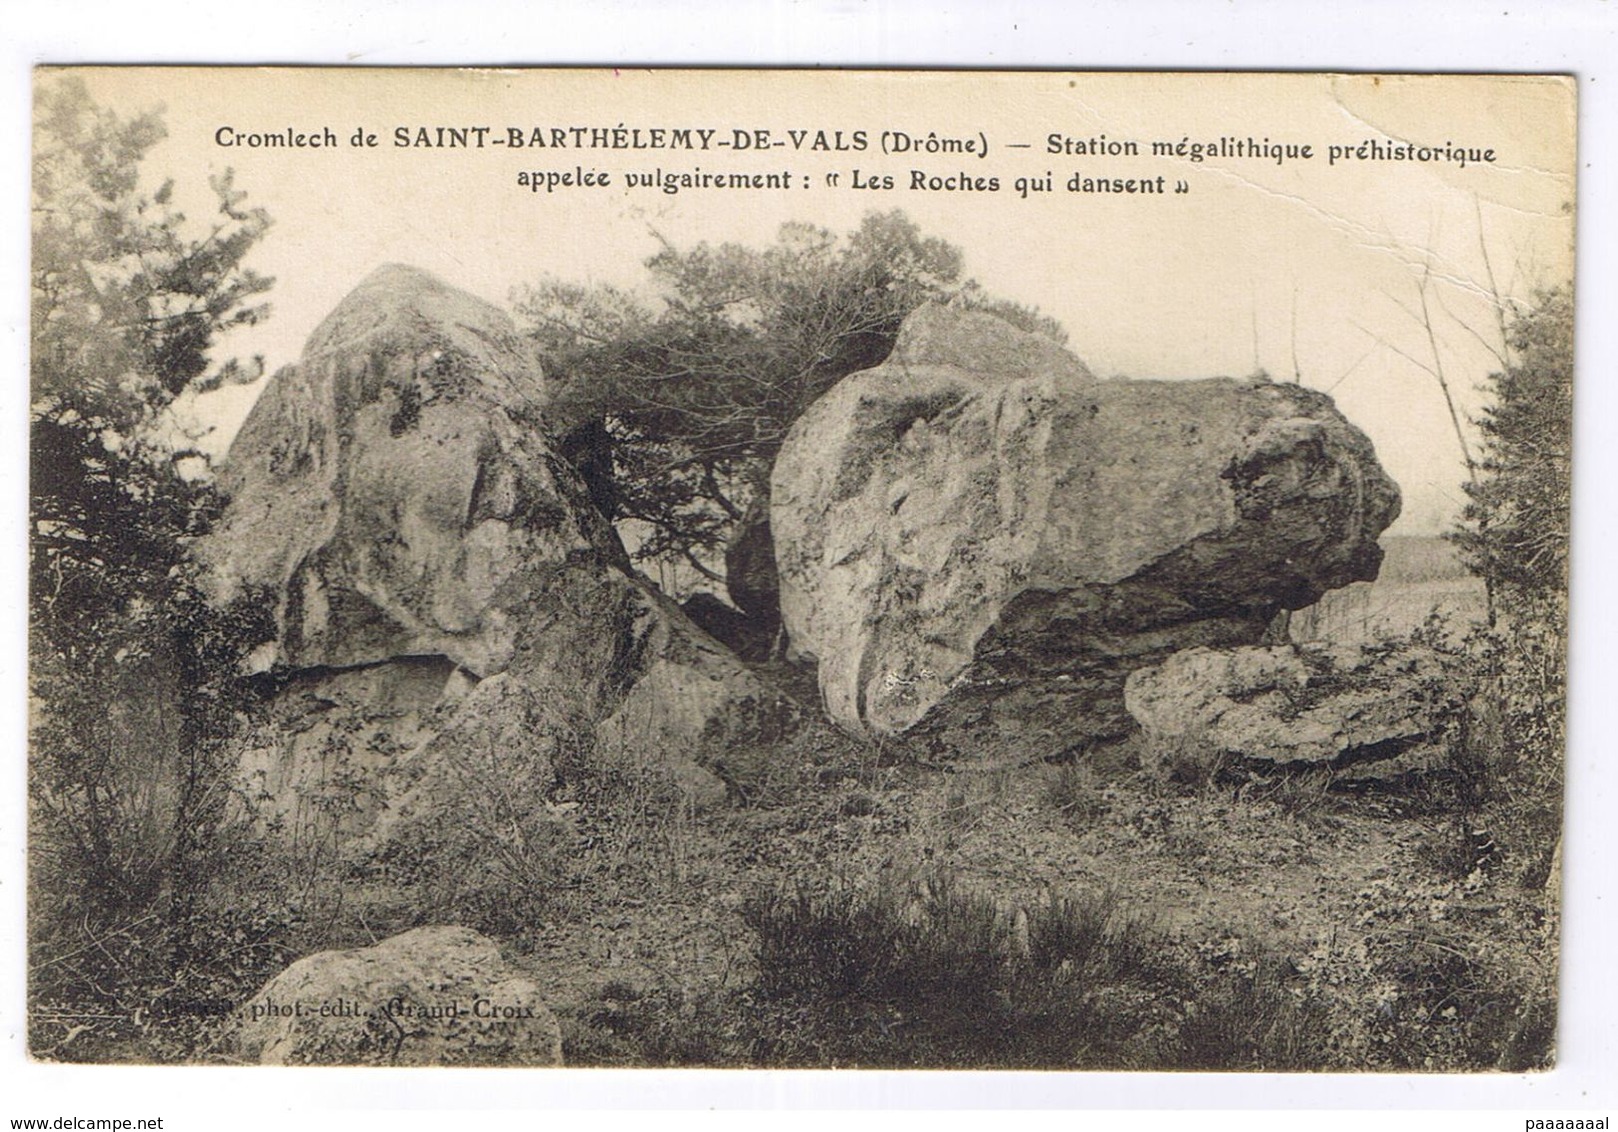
<box><xmin>25</xmin><ymin>66</ymin><xmax>1576</xmax><ymax>1077</ymax></box>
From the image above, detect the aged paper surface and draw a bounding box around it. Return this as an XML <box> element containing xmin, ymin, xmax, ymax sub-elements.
<box><xmin>28</xmin><ymin>68</ymin><xmax>1574</xmax><ymax>1071</ymax></box>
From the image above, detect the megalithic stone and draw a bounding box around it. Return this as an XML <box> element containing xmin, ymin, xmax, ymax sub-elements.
<box><xmin>771</xmin><ymin>302</ymin><xmax>1400</xmax><ymax>760</ymax></box>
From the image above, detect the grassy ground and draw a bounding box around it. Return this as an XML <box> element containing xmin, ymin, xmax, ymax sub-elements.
<box><xmin>31</xmin><ymin>536</ymin><xmax>1558</xmax><ymax>1069</ymax></box>
<box><xmin>486</xmin><ymin>538</ymin><xmax>1557</xmax><ymax>1071</ymax></box>
<box><xmin>502</xmin><ymin>689</ymin><xmax>1555</xmax><ymax>1069</ymax></box>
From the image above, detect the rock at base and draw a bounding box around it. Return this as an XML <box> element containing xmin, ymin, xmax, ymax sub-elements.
<box><xmin>233</xmin><ymin>658</ymin><xmax>463</xmax><ymax>845</ymax></box>
<box><xmin>1124</xmin><ymin>642</ymin><xmax>1470</xmax><ymax>782</ymax></box>
<box><xmin>233</xmin><ymin>926</ymin><xmax>562</xmax><ymax>1066</ymax></box>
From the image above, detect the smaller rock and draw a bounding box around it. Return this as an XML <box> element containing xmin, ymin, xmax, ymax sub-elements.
<box><xmin>596</xmin><ymin>582</ymin><xmax>802</xmax><ymax>801</ymax></box>
<box><xmin>233</xmin><ymin>926</ymin><xmax>563</xmax><ymax>1066</ymax></box>
<box><xmin>1124</xmin><ymin>641</ymin><xmax>1470</xmax><ymax>782</ymax></box>
<box><xmin>361</xmin><ymin>671</ymin><xmax>567</xmax><ymax>854</ymax></box>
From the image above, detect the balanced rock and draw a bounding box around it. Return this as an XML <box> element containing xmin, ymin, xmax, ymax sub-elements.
<box><xmin>1124</xmin><ymin>642</ymin><xmax>1470</xmax><ymax>782</ymax></box>
<box><xmin>771</xmin><ymin>303</ymin><xmax>1400</xmax><ymax>759</ymax></box>
<box><xmin>233</xmin><ymin>926</ymin><xmax>562</xmax><ymax>1066</ymax></box>
<box><xmin>207</xmin><ymin>267</ymin><xmax>799</xmax><ymax>849</ymax></box>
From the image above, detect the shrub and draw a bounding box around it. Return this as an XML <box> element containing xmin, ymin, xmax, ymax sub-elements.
<box><xmin>735</xmin><ymin>873</ymin><xmax>1329</xmax><ymax>1070</ymax></box>
<box><xmin>750</xmin><ymin>872</ymin><xmax>1008</xmax><ymax>1010</ymax></box>
<box><xmin>27</xmin><ymin>833</ymin><xmax>303</xmax><ymax>1063</ymax></box>
<box><xmin>1174</xmin><ymin>957</ymin><xmax>1334</xmax><ymax>1071</ymax></box>
<box><xmin>1041</xmin><ymin>762</ymin><xmax>1109</xmax><ymax>830</ymax></box>
<box><xmin>1139</xmin><ymin>727</ymin><xmax>1233</xmax><ymax>794</ymax></box>
<box><xmin>562</xmin><ymin>864</ymin><xmax>1568</xmax><ymax>1071</ymax></box>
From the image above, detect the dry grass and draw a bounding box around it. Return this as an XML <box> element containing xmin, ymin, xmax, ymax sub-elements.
<box><xmin>33</xmin><ymin>546</ymin><xmax>1560</xmax><ymax>1071</ymax></box>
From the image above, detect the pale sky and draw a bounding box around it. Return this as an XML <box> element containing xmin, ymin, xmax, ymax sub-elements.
<box><xmin>59</xmin><ymin>68</ymin><xmax>1576</xmax><ymax>536</ymax></box>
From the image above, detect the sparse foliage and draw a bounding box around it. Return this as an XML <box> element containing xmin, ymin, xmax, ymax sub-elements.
<box><xmin>566</xmin><ymin>872</ymin><xmax>1344</xmax><ymax>1070</ymax></box>
<box><xmin>32</xmin><ymin>76</ymin><xmax>273</xmax><ymax>436</ymax></box>
<box><xmin>1451</xmin><ymin>288</ymin><xmax>1573</xmax><ymax>608</ymax></box>
<box><xmin>1445</xmin><ymin>288</ymin><xmax>1569</xmax><ymax>884</ymax></box>
<box><xmin>29</xmin><ymin>76</ymin><xmax>276</xmax><ymax>1059</ymax></box>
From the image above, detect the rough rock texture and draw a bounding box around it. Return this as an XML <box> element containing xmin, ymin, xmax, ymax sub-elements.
<box><xmin>772</xmin><ymin>303</ymin><xmax>1400</xmax><ymax>759</ymax></box>
<box><xmin>233</xmin><ymin>926</ymin><xmax>563</xmax><ymax>1066</ymax></box>
<box><xmin>595</xmin><ymin>582</ymin><xmax>800</xmax><ymax>801</ymax></box>
<box><xmin>235</xmin><ymin>657</ymin><xmax>463</xmax><ymax>843</ymax></box>
<box><xmin>1124</xmin><ymin>642</ymin><xmax>1470</xmax><ymax>782</ymax></box>
<box><xmin>208</xmin><ymin>267</ymin><xmax>799</xmax><ymax>848</ymax></box>
<box><xmin>203</xmin><ymin>263</ymin><xmax>623</xmax><ymax>677</ymax></box>
<box><xmin>360</xmin><ymin>672</ymin><xmax>565</xmax><ymax>851</ymax></box>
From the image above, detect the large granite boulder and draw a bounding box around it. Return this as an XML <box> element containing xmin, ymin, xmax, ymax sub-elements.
<box><xmin>233</xmin><ymin>926</ymin><xmax>563</xmax><ymax>1066</ymax></box>
<box><xmin>203</xmin><ymin>263</ymin><xmax>623</xmax><ymax>678</ymax></box>
<box><xmin>771</xmin><ymin>303</ymin><xmax>1400</xmax><ymax>760</ymax></box>
<box><xmin>1124</xmin><ymin>642</ymin><xmax>1471</xmax><ymax>782</ymax></box>
<box><xmin>206</xmin><ymin>267</ymin><xmax>799</xmax><ymax>852</ymax></box>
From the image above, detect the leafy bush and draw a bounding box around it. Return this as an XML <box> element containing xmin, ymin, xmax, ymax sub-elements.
<box><xmin>515</xmin><ymin>211</ymin><xmax>1066</xmax><ymax>592</ymax></box>
<box><xmin>1445</xmin><ymin>285</ymin><xmax>1567</xmax><ymax>889</ymax></box>
<box><xmin>361</xmin><ymin>698</ymin><xmax>585</xmax><ymax>940</ymax></box>
<box><xmin>1451</xmin><ymin>288</ymin><xmax>1572</xmax><ymax>607</ymax></box>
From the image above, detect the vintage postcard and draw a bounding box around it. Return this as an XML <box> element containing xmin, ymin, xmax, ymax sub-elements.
<box><xmin>27</xmin><ymin>68</ymin><xmax>1573</xmax><ymax>1069</ymax></box>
